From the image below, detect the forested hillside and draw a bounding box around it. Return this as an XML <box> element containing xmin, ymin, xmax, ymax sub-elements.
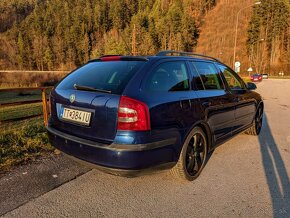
<box><xmin>196</xmin><ymin>0</ymin><xmax>290</xmax><ymax>75</ymax></box>
<box><xmin>0</xmin><ymin>0</ymin><xmax>216</xmax><ymax>70</ymax></box>
<box><xmin>196</xmin><ymin>0</ymin><xmax>254</xmax><ymax>73</ymax></box>
<box><xmin>0</xmin><ymin>0</ymin><xmax>289</xmax><ymax>75</ymax></box>
<box><xmin>248</xmin><ymin>0</ymin><xmax>290</xmax><ymax>75</ymax></box>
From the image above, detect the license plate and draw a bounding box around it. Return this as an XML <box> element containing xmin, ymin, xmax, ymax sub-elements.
<box><xmin>61</xmin><ymin>107</ymin><xmax>91</xmax><ymax>125</ymax></box>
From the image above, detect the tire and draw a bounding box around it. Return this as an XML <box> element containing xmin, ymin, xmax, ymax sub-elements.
<box><xmin>171</xmin><ymin>127</ymin><xmax>208</xmax><ymax>181</ymax></box>
<box><xmin>245</xmin><ymin>106</ymin><xmax>263</xmax><ymax>136</ymax></box>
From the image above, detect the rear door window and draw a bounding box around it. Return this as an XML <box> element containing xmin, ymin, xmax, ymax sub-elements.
<box><xmin>56</xmin><ymin>61</ymin><xmax>145</xmax><ymax>94</ymax></box>
<box><xmin>190</xmin><ymin>61</ymin><xmax>224</xmax><ymax>90</ymax></box>
<box><xmin>146</xmin><ymin>61</ymin><xmax>190</xmax><ymax>92</ymax></box>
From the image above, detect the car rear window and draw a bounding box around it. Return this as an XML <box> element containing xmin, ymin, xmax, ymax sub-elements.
<box><xmin>56</xmin><ymin>61</ymin><xmax>145</xmax><ymax>94</ymax></box>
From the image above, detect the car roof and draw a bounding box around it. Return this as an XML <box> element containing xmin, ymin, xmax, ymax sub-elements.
<box><xmin>89</xmin><ymin>51</ymin><xmax>221</xmax><ymax>64</ymax></box>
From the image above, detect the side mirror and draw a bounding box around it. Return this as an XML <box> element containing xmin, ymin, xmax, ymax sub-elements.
<box><xmin>247</xmin><ymin>82</ymin><xmax>257</xmax><ymax>90</ymax></box>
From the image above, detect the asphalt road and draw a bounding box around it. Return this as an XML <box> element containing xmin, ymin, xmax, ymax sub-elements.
<box><xmin>0</xmin><ymin>154</ymin><xmax>91</xmax><ymax>215</ymax></box>
<box><xmin>2</xmin><ymin>79</ymin><xmax>290</xmax><ymax>217</ymax></box>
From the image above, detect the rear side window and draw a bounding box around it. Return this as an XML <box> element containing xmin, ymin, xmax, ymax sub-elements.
<box><xmin>56</xmin><ymin>61</ymin><xmax>145</xmax><ymax>94</ymax></box>
<box><xmin>190</xmin><ymin>62</ymin><xmax>224</xmax><ymax>90</ymax></box>
<box><xmin>146</xmin><ymin>61</ymin><xmax>190</xmax><ymax>92</ymax></box>
<box><xmin>218</xmin><ymin>64</ymin><xmax>246</xmax><ymax>90</ymax></box>
<box><xmin>189</xmin><ymin>63</ymin><xmax>204</xmax><ymax>90</ymax></box>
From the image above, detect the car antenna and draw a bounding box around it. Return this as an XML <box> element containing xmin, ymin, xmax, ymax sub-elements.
<box><xmin>118</xmin><ymin>29</ymin><xmax>133</xmax><ymax>56</ymax></box>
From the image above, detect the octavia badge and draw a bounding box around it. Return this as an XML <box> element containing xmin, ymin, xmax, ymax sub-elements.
<box><xmin>70</xmin><ymin>94</ymin><xmax>75</xmax><ymax>103</ymax></box>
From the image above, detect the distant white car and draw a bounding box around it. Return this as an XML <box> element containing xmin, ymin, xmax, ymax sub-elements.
<box><xmin>262</xmin><ymin>74</ymin><xmax>268</xmax><ymax>79</ymax></box>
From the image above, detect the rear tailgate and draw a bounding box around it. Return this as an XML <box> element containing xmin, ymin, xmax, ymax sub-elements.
<box><xmin>50</xmin><ymin>89</ymin><xmax>119</xmax><ymax>143</ymax></box>
<box><xmin>49</xmin><ymin>58</ymin><xmax>146</xmax><ymax>144</ymax></box>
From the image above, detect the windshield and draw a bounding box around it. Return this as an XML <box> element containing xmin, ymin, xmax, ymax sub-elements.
<box><xmin>56</xmin><ymin>61</ymin><xmax>145</xmax><ymax>94</ymax></box>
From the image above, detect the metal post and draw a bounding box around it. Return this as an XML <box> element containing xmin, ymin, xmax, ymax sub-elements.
<box><xmin>233</xmin><ymin>10</ymin><xmax>241</xmax><ymax>68</ymax></box>
<box><xmin>233</xmin><ymin>2</ymin><xmax>261</xmax><ymax>68</ymax></box>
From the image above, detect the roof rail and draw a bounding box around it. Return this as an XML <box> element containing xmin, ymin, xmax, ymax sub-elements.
<box><xmin>156</xmin><ymin>50</ymin><xmax>220</xmax><ymax>62</ymax></box>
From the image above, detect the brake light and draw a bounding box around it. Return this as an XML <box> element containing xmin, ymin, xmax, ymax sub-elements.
<box><xmin>117</xmin><ymin>96</ymin><xmax>151</xmax><ymax>131</ymax></box>
<box><xmin>100</xmin><ymin>56</ymin><xmax>121</xmax><ymax>61</ymax></box>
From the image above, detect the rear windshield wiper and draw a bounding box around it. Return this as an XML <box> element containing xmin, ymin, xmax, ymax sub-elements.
<box><xmin>73</xmin><ymin>84</ymin><xmax>112</xmax><ymax>93</ymax></box>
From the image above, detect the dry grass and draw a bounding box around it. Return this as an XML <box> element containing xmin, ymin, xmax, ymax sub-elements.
<box><xmin>0</xmin><ymin>102</ymin><xmax>43</xmax><ymax>121</ymax></box>
<box><xmin>0</xmin><ymin>118</ymin><xmax>54</xmax><ymax>172</ymax></box>
<box><xmin>241</xmin><ymin>76</ymin><xmax>251</xmax><ymax>83</ymax></box>
<box><xmin>0</xmin><ymin>71</ymin><xmax>68</xmax><ymax>88</ymax></box>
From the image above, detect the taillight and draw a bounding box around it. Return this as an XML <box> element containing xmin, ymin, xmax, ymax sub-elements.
<box><xmin>100</xmin><ymin>56</ymin><xmax>121</xmax><ymax>61</ymax></box>
<box><xmin>259</xmin><ymin>76</ymin><xmax>262</xmax><ymax>79</ymax></box>
<box><xmin>117</xmin><ymin>96</ymin><xmax>151</xmax><ymax>131</ymax></box>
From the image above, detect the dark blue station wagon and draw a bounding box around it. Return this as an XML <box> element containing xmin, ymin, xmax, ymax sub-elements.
<box><xmin>47</xmin><ymin>51</ymin><xmax>263</xmax><ymax>181</ymax></box>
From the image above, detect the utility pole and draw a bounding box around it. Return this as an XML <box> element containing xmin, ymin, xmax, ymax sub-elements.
<box><xmin>233</xmin><ymin>2</ymin><xmax>261</xmax><ymax>68</ymax></box>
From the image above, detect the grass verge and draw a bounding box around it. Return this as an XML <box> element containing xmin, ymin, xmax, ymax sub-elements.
<box><xmin>241</xmin><ymin>77</ymin><xmax>251</xmax><ymax>83</ymax></box>
<box><xmin>0</xmin><ymin>90</ymin><xmax>42</xmax><ymax>104</ymax></box>
<box><xmin>0</xmin><ymin>118</ymin><xmax>54</xmax><ymax>172</ymax></box>
<box><xmin>0</xmin><ymin>102</ymin><xmax>43</xmax><ymax>121</ymax></box>
<box><xmin>268</xmin><ymin>76</ymin><xmax>290</xmax><ymax>79</ymax></box>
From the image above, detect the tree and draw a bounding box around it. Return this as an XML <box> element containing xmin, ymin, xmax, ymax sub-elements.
<box><xmin>1</xmin><ymin>0</ymin><xmax>216</xmax><ymax>70</ymax></box>
<box><xmin>247</xmin><ymin>0</ymin><xmax>290</xmax><ymax>74</ymax></box>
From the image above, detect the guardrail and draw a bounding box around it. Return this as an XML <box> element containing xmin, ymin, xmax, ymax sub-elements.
<box><xmin>0</xmin><ymin>87</ymin><xmax>53</xmax><ymax>126</ymax></box>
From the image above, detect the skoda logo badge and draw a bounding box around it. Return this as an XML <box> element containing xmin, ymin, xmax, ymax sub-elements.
<box><xmin>70</xmin><ymin>94</ymin><xmax>75</xmax><ymax>103</ymax></box>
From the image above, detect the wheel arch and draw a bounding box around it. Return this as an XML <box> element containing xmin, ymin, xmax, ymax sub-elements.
<box><xmin>257</xmin><ymin>100</ymin><xmax>264</xmax><ymax>113</ymax></box>
<box><xmin>196</xmin><ymin>121</ymin><xmax>214</xmax><ymax>153</ymax></box>
<box><xmin>180</xmin><ymin>121</ymin><xmax>214</xmax><ymax>156</ymax></box>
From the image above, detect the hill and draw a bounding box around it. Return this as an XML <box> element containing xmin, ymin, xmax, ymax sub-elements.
<box><xmin>0</xmin><ymin>0</ymin><xmax>289</xmax><ymax>75</ymax></box>
<box><xmin>196</xmin><ymin>0</ymin><xmax>290</xmax><ymax>76</ymax></box>
<box><xmin>0</xmin><ymin>0</ymin><xmax>215</xmax><ymax>70</ymax></box>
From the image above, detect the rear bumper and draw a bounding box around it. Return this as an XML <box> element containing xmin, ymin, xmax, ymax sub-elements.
<box><xmin>251</xmin><ymin>79</ymin><xmax>262</xmax><ymax>82</ymax></box>
<box><xmin>62</xmin><ymin>152</ymin><xmax>175</xmax><ymax>177</ymax></box>
<box><xmin>47</xmin><ymin>126</ymin><xmax>177</xmax><ymax>172</ymax></box>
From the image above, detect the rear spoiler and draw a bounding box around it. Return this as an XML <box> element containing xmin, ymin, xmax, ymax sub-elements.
<box><xmin>88</xmin><ymin>55</ymin><xmax>148</xmax><ymax>62</ymax></box>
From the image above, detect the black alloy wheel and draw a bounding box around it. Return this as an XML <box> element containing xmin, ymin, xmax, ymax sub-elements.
<box><xmin>185</xmin><ymin>133</ymin><xmax>206</xmax><ymax>177</ymax></box>
<box><xmin>255</xmin><ymin>106</ymin><xmax>263</xmax><ymax>134</ymax></box>
<box><xmin>171</xmin><ymin>127</ymin><xmax>207</xmax><ymax>181</ymax></box>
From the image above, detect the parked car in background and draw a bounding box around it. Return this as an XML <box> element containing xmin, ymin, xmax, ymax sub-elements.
<box><xmin>47</xmin><ymin>51</ymin><xmax>264</xmax><ymax>181</ymax></box>
<box><xmin>262</xmin><ymin>74</ymin><xmax>268</xmax><ymax>79</ymax></box>
<box><xmin>251</xmin><ymin>74</ymin><xmax>263</xmax><ymax>82</ymax></box>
